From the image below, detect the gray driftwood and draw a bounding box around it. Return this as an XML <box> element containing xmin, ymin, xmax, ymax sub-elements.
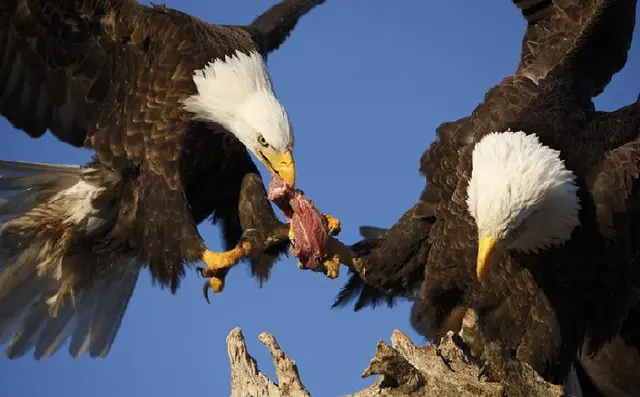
<box><xmin>226</xmin><ymin>309</ymin><xmax>571</xmax><ymax>397</ymax></box>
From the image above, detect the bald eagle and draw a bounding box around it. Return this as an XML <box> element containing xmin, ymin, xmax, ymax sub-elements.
<box><xmin>0</xmin><ymin>0</ymin><xmax>326</xmax><ymax>359</ymax></box>
<box><xmin>332</xmin><ymin>0</ymin><xmax>640</xmax><ymax>388</ymax></box>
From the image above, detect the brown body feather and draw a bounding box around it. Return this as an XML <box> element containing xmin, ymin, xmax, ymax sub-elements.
<box><xmin>0</xmin><ymin>0</ymin><xmax>325</xmax><ymax>358</ymax></box>
<box><xmin>335</xmin><ymin>0</ymin><xmax>640</xmax><ymax>387</ymax></box>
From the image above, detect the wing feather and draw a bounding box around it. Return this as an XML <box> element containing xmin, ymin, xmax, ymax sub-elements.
<box><xmin>248</xmin><ymin>0</ymin><xmax>326</xmax><ymax>55</ymax></box>
<box><xmin>514</xmin><ymin>0</ymin><xmax>636</xmax><ymax>100</ymax></box>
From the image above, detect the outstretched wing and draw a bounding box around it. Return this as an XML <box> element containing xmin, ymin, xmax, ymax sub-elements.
<box><xmin>247</xmin><ymin>0</ymin><xmax>327</xmax><ymax>55</ymax></box>
<box><xmin>0</xmin><ymin>1</ymin><xmax>212</xmax><ymax>166</ymax></box>
<box><xmin>332</xmin><ymin>185</ymin><xmax>436</xmax><ymax>311</ymax></box>
<box><xmin>0</xmin><ymin>0</ymin><xmax>139</xmax><ymax>147</ymax></box>
<box><xmin>513</xmin><ymin>0</ymin><xmax>635</xmax><ymax>98</ymax></box>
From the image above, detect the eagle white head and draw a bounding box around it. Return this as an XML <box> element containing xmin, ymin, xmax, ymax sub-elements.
<box><xmin>466</xmin><ymin>130</ymin><xmax>581</xmax><ymax>281</ymax></box>
<box><xmin>183</xmin><ymin>50</ymin><xmax>295</xmax><ymax>187</ymax></box>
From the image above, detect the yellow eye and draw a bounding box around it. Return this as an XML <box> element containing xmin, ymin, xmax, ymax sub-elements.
<box><xmin>257</xmin><ymin>134</ymin><xmax>268</xmax><ymax>147</ymax></box>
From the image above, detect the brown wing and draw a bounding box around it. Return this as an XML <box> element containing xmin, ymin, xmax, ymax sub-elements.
<box><xmin>332</xmin><ymin>195</ymin><xmax>435</xmax><ymax>311</ymax></box>
<box><xmin>0</xmin><ymin>1</ymin><xmax>252</xmax><ymax>167</ymax></box>
<box><xmin>0</xmin><ymin>0</ymin><xmax>131</xmax><ymax>146</ymax></box>
<box><xmin>331</xmin><ymin>122</ymin><xmax>455</xmax><ymax>311</ymax></box>
<box><xmin>588</xmin><ymin>97</ymin><xmax>640</xmax><ymax>237</ymax></box>
<box><xmin>513</xmin><ymin>0</ymin><xmax>635</xmax><ymax>98</ymax></box>
<box><xmin>247</xmin><ymin>0</ymin><xmax>327</xmax><ymax>55</ymax></box>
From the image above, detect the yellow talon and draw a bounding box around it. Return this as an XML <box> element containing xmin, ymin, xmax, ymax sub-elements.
<box><xmin>210</xmin><ymin>277</ymin><xmax>224</xmax><ymax>293</ymax></box>
<box><xmin>323</xmin><ymin>213</ymin><xmax>342</xmax><ymax>236</ymax></box>
<box><xmin>323</xmin><ymin>255</ymin><xmax>340</xmax><ymax>279</ymax></box>
<box><xmin>288</xmin><ymin>223</ymin><xmax>296</xmax><ymax>241</ymax></box>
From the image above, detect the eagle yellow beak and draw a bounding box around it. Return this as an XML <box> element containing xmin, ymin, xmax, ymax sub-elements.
<box><xmin>263</xmin><ymin>150</ymin><xmax>295</xmax><ymax>188</ymax></box>
<box><xmin>476</xmin><ymin>236</ymin><xmax>497</xmax><ymax>281</ymax></box>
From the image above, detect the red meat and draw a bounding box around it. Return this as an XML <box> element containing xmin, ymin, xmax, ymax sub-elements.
<box><xmin>268</xmin><ymin>176</ymin><xmax>329</xmax><ymax>270</ymax></box>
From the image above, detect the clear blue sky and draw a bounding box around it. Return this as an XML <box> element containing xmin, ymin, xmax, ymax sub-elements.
<box><xmin>1</xmin><ymin>1</ymin><xmax>639</xmax><ymax>396</ymax></box>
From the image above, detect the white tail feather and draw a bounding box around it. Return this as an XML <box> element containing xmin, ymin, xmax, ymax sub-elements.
<box><xmin>0</xmin><ymin>160</ymin><xmax>141</xmax><ymax>359</ymax></box>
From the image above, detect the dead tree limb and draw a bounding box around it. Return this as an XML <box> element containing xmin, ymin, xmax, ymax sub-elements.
<box><xmin>226</xmin><ymin>327</ymin><xmax>311</xmax><ymax>397</ymax></box>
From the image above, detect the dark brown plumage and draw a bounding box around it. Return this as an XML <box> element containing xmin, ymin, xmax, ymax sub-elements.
<box><xmin>334</xmin><ymin>0</ymin><xmax>640</xmax><ymax>388</ymax></box>
<box><xmin>575</xmin><ymin>304</ymin><xmax>640</xmax><ymax>397</ymax></box>
<box><xmin>0</xmin><ymin>0</ymin><xmax>325</xmax><ymax>358</ymax></box>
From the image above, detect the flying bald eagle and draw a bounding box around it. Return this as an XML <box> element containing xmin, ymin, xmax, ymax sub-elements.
<box><xmin>0</xmin><ymin>0</ymin><xmax>327</xmax><ymax>359</ymax></box>
<box><xmin>332</xmin><ymin>0</ymin><xmax>640</xmax><ymax>388</ymax></box>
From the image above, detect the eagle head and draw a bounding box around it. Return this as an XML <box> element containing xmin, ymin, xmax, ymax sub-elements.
<box><xmin>465</xmin><ymin>130</ymin><xmax>581</xmax><ymax>281</ymax></box>
<box><xmin>183</xmin><ymin>50</ymin><xmax>295</xmax><ymax>187</ymax></box>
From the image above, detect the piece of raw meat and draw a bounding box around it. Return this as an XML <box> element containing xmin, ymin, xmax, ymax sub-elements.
<box><xmin>268</xmin><ymin>176</ymin><xmax>339</xmax><ymax>272</ymax></box>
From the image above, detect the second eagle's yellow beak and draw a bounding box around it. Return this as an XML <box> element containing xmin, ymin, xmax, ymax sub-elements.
<box><xmin>262</xmin><ymin>150</ymin><xmax>295</xmax><ymax>188</ymax></box>
<box><xmin>476</xmin><ymin>236</ymin><xmax>497</xmax><ymax>281</ymax></box>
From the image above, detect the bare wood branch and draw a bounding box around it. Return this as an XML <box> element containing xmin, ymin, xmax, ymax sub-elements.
<box><xmin>226</xmin><ymin>327</ymin><xmax>311</xmax><ymax>397</ymax></box>
<box><xmin>226</xmin><ymin>310</ymin><xmax>570</xmax><ymax>397</ymax></box>
<box><xmin>258</xmin><ymin>332</ymin><xmax>311</xmax><ymax>397</ymax></box>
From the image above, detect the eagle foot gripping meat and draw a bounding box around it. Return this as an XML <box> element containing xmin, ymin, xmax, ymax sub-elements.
<box><xmin>197</xmin><ymin>177</ymin><xmax>344</xmax><ymax>301</ymax></box>
<box><xmin>268</xmin><ymin>176</ymin><xmax>343</xmax><ymax>278</ymax></box>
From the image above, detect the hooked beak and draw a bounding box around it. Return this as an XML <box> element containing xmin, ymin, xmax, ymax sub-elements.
<box><xmin>476</xmin><ymin>236</ymin><xmax>497</xmax><ymax>281</ymax></box>
<box><xmin>261</xmin><ymin>150</ymin><xmax>296</xmax><ymax>188</ymax></box>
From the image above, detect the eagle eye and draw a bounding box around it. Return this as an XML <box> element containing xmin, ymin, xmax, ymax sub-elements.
<box><xmin>257</xmin><ymin>134</ymin><xmax>269</xmax><ymax>147</ymax></box>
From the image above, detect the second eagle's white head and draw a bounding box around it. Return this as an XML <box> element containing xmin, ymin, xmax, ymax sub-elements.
<box><xmin>466</xmin><ymin>130</ymin><xmax>581</xmax><ymax>281</ymax></box>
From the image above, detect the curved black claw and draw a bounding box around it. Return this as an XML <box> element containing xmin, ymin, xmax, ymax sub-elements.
<box><xmin>202</xmin><ymin>281</ymin><xmax>211</xmax><ymax>304</ymax></box>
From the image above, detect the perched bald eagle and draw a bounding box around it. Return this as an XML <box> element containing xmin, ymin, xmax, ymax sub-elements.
<box><xmin>0</xmin><ymin>0</ymin><xmax>326</xmax><ymax>359</ymax></box>
<box><xmin>333</xmin><ymin>0</ymin><xmax>640</xmax><ymax>388</ymax></box>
